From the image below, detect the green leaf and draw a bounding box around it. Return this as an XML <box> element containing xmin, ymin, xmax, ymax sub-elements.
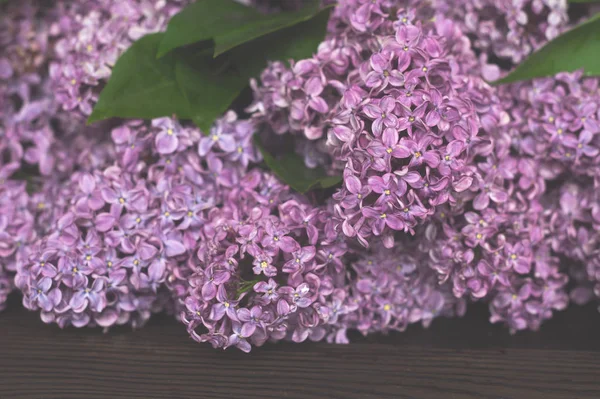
<box><xmin>174</xmin><ymin>52</ymin><xmax>249</xmax><ymax>132</ymax></box>
<box><xmin>227</xmin><ymin>6</ymin><xmax>333</xmax><ymax>76</ymax></box>
<box><xmin>157</xmin><ymin>0</ymin><xmax>327</xmax><ymax>58</ymax></box>
<box><xmin>212</xmin><ymin>0</ymin><xmax>323</xmax><ymax>57</ymax></box>
<box><xmin>255</xmin><ymin>138</ymin><xmax>341</xmax><ymax>193</ymax></box>
<box><xmin>88</xmin><ymin>35</ymin><xmax>251</xmax><ymax>130</ymax></box>
<box><xmin>88</xmin><ymin>33</ymin><xmax>191</xmax><ymax>124</ymax></box>
<box><xmin>156</xmin><ymin>0</ymin><xmax>261</xmax><ymax>58</ymax></box>
<box><xmin>494</xmin><ymin>13</ymin><xmax>600</xmax><ymax>85</ymax></box>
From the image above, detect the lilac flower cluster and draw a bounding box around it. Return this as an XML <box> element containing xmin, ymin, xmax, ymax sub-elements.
<box><xmin>499</xmin><ymin>71</ymin><xmax>600</xmax><ymax>309</ymax></box>
<box><xmin>50</xmin><ymin>0</ymin><xmax>190</xmax><ymax>116</ymax></box>
<box><xmin>436</xmin><ymin>0</ymin><xmax>570</xmax><ymax>67</ymax></box>
<box><xmin>416</xmin><ymin>70</ymin><xmax>600</xmax><ymax>332</ymax></box>
<box><xmin>3</xmin><ymin>0</ymin><xmax>600</xmax><ymax>352</ymax></box>
<box><xmin>14</xmin><ymin>103</ymin><xmax>263</xmax><ymax>328</ymax></box>
<box><xmin>329</xmin><ymin>12</ymin><xmax>507</xmax><ymax>246</ymax></box>
<box><xmin>180</xmin><ymin>175</ymin><xmax>354</xmax><ymax>351</ymax></box>
<box><xmin>18</xmin><ymin>169</ymin><xmax>171</xmax><ymax>328</ymax></box>
<box><xmin>343</xmin><ymin>239</ymin><xmax>466</xmax><ymax>336</ymax></box>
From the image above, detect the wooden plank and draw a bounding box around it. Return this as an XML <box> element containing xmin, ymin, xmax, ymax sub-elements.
<box><xmin>0</xmin><ymin>295</ymin><xmax>599</xmax><ymax>399</ymax></box>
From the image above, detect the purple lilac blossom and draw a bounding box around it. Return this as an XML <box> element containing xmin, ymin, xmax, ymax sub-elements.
<box><xmin>501</xmin><ymin>72</ymin><xmax>600</xmax><ymax>310</ymax></box>
<box><xmin>179</xmin><ymin>175</ymin><xmax>357</xmax><ymax>351</ymax></box>
<box><xmin>342</xmin><ymin>239</ymin><xmax>466</xmax><ymax>336</ymax></box>
<box><xmin>435</xmin><ymin>0</ymin><xmax>570</xmax><ymax>68</ymax></box>
<box><xmin>326</xmin><ymin>6</ymin><xmax>506</xmax><ymax>247</ymax></box>
<box><xmin>417</xmin><ymin>71</ymin><xmax>600</xmax><ymax>332</ymax></box>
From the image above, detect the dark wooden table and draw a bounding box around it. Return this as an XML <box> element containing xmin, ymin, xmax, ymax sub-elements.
<box><xmin>0</xmin><ymin>293</ymin><xmax>599</xmax><ymax>399</ymax></box>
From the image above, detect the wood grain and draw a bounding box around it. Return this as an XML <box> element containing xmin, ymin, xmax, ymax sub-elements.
<box><xmin>1</xmin><ymin>293</ymin><xmax>599</xmax><ymax>399</ymax></box>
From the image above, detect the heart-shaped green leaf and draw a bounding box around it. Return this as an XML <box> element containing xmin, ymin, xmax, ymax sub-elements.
<box><xmin>494</xmin><ymin>13</ymin><xmax>600</xmax><ymax>85</ymax></box>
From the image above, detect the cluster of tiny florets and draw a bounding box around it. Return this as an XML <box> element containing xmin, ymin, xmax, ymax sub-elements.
<box><xmin>2</xmin><ymin>0</ymin><xmax>600</xmax><ymax>351</ymax></box>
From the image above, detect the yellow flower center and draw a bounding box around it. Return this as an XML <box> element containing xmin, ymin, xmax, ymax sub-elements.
<box><xmin>384</xmin><ymin>189</ymin><xmax>391</xmax><ymax>195</ymax></box>
<box><xmin>445</xmin><ymin>155</ymin><xmax>451</xmax><ymax>161</ymax></box>
<box><xmin>383</xmin><ymin>304</ymin><xmax>391</xmax><ymax>311</ymax></box>
<box><xmin>118</xmin><ymin>197</ymin><xmax>125</xmax><ymax>204</ymax></box>
<box><xmin>85</xmin><ymin>255</ymin><xmax>91</xmax><ymax>261</ymax></box>
<box><xmin>136</xmin><ymin>217</ymin><xmax>142</xmax><ymax>223</ymax></box>
<box><xmin>409</xmin><ymin>116</ymin><xmax>415</xmax><ymax>122</ymax></box>
<box><xmin>164</xmin><ymin>211</ymin><xmax>170</xmax><ymax>217</ymax></box>
<box><xmin>510</xmin><ymin>254</ymin><xmax>517</xmax><ymax>260</ymax></box>
<box><xmin>380</xmin><ymin>213</ymin><xmax>387</xmax><ymax>219</ymax></box>
<box><xmin>557</xmin><ymin>128</ymin><xmax>563</xmax><ymax>135</ymax></box>
<box><xmin>414</xmin><ymin>151</ymin><xmax>422</xmax><ymax>158</ymax></box>
<box><xmin>386</xmin><ymin>147</ymin><xmax>393</xmax><ymax>154</ymax></box>
<box><xmin>212</xmin><ymin>134</ymin><xmax>219</xmax><ymax>141</ymax></box>
<box><xmin>476</xmin><ymin>233</ymin><xmax>483</xmax><ymax>239</ymax></box>
<box><xmin>70</xmin><ymin>79</ymin><xmax>77</xmax><ymax>85</ymax></box>
<box><xmin>167</xmin><ymin>128</ymin><xmax>174</xmax><ymax>136</ymax></box>
<box><xmin>260</xmin><ymin>261</ymin><xmax>268</xmax><ymax>269</ymax></box>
